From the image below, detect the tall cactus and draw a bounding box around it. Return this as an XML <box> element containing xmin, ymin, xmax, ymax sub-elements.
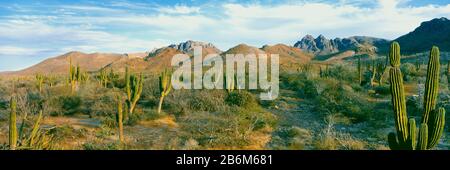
<box><xmin>447</xmin><ymin>60</ymin><xmax>450</xmax><ymax>89</ymax></box>
<box><xmin>376</xmin><ymin>60</ymin><xmax>387</xmax><ymax>86</ymax></box>
<box><xmin>99</xmin><ymin>69</ymin><xmax>108</xmax><ymax>88</ymax></box>
<box><xmin>387</xmin><ymin>42</ymin><xmax>446</xmax><ymax>150</ymax></box>
<box><xmin>9</xmin><ymin>96</ymin><xmax>17</xmax><ymax>150</ymax></box>
<box><xmin>225</xmin><ymin>73</ymin><xmax>235</xmax><ymax>93</ymax></box>
<box><xmin>422</xmin><ymin>46</ymin><xmax>440</xmax><ymax>123</ymax></box>
<box><xmin>158</xmin><ymin>69</ymin><xmax>172</xmax><ymax>114</ymax></box>
<box><xmin>117</xmin><ymin>95</ymin><xmax>124</xmax><ymax>144</ymax></box>
<box><xmin>358</xmin><ymin>56</ymin><xmax>362</xmax><ymax>85</ymax></box>
<box><xmin>370</xmin><ymin>58</ymin><xmax>377</xmax><ymax>87</ymax></box>
<box><xmin>68</xmin><ymin>57</ymin><xmax>81</xmax><ymax>94</ymax></box>
<box><xmin>125</xmin><ymin>67</ymin><xmax>143</xmax><ymax>115</ymax></box>
<box><xmin>35</xmin><ymin>74</ymin><xmax>44</xmax><ymax>93</ymax></box>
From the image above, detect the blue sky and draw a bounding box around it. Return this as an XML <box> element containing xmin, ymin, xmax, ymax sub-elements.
<box><xmin>0</xmin><ymin>0</ymin><xmax>449</xmax><ymax>71</ymax></box>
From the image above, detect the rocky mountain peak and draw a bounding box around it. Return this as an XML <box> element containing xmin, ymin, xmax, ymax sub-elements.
<box><xmin>168</xmin><ymin>40</ymin><xmax>221</xmax><ymax>54</ymax></box>
<box><xmin>294</xmin><ymin>35</ymin><xmax>389</xmax><ymax>55</ymax></box>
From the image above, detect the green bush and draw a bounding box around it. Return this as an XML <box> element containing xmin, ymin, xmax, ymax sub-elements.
<box><xmin>225</xmin><ymin>91</ymin><xmax>256</xmax><ymax>107</ymax></box>
<box><xmin>325</xmin><ymin>64</ymin><xmax>357</xmax><ymax>82</ymax></box>
<box><xmin>374</xmin><ymin>85</ymin><xmax>390</xmax><ymax>95</ymax></box>
<box><xmin>317</xmin><ymin>83</ymin><xmax>372</xmax><ymax>122</ymax></box>
<box><xmin>59</xmin><ymin>95</ymin><xmax>82</xmax><ymax>115</ymax></box>
<box><xmin>280</xmin><ymin>73</ymin><xmax>317</xmax><ymax>99</ymax></box>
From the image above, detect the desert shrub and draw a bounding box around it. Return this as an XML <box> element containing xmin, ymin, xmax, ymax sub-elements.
<box><xmin>59</xmin><ymin>95</ymin><xmax>82</xmax><ymax>115</ymax></box>
<box><xmin>268</xmin><ymin>126</ymin><xmax>310</xmax><ymax>150</ymax></box>
<box><xmin>316</xmin><ymin>83</ymin><xmax>372</xmax><ymax>122</ymax></box>
<box><xmin>142</xmin><ymin>109</ymin><xmax>167</xmax><ymax>120</ymax></box>
<box><xmin>374</xmin><ymin>85</ymin><xmax>390</xmax><ymax>95</ymax></box>
<box><xmin>48</xmin><ymin>125</ymin><xmax>86</xmax><ymax>141</ymax></box>
<box><xmin>101</xmin><ymin>115</ymin><xmax>118</xmax><ymax>129</ymax></box>
<box><xmin>89</xmin><ymin>92</ymin><xmax>116</xmax><ymax>117</ymax></box>
<box><xmin>0</xmin><ymin>99</ymin><xmax>8</xmax><ymax>110</ymax></box>
<box><xmin>325</xmin><ymin>64</ymin><xmax>357</xmax><ymax>82</ymax></box>
<box><xmin>225</xmin><ymin>91</ymin><xmax>256</xmax><ymax>108</ymax></box>
<box><xmin>350</xmin><ymin>83</ymin><xmax>363</xmax><ymax>92</ymax></box>
<box><xmin>281</xmin><ymin>72</ymin><xmax>318</xmax><ymax>99</ymax></box>
<box><xmin>83</xmin><ymin>142</ymin><xmax>120</xmax><ymax>150</ymax></box>
<box><xmin>401</xmin><ymin>63</ymin><xmax>419</xmax><ymax>81</ymax></box>
<box><xmin>125</xmin><ymin>113</ymin><xmax>142</xmax><ymax>126</ymax></box>
<box><xmin>188</xmin><ymin>90</ymin><xmax>226</xmax><ymax>112</ymax></box>
<box><xmin>25</xmin><ymin>92</ymin><xmax>45</xmax><ymax>113</ymax></box>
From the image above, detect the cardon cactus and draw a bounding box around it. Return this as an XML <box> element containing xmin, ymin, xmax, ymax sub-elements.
<box><xmin>125</xmin><ymin>67</ymin><xmax>143</xmax><ymax>115</ymax></box>
<box><xmin>35</xmin><ymin>74</ymin><xmax>44</xmax><ymax>93</ymax></box>
<box><xmin>68</xmin><ymin>57</ymin><xmax>81</xmax><ymax>94</ymax></box>
<box><xmin>447</xmin><ymin>60</ymin><xmax>450</xmax><ymax>89</ymax></box>
<box><xmin>9</xmin><ymin>96</ymin><xmax>17</xmax><ymax>150</ymax></box>
<box><xmin>387</xmin><ymin>42</ymin><xmax>446</xmax><ymax>150</ymax></box>
<box><xmin>225</xmin><ymin>73</ymin><xmax>235</xmax><ymax>93</ymax></box>
<box><xmin>158</xmin><ymin>69</ymin><xmax>172</xmax><ymax>114</ymax></box>
<box><xmin>358</xmin><ymin>56</ymin><xmax>362</xmax><ymax>85</ymax></box>
<box><xmin>99</xmin><ymin>69</ymin><xmax>108</xmax><ymax>87</ymax></box>
<box><xmin>117</xmin><ymin>95</ymin><xmax>124</xmax><ymax>144</ymax></box>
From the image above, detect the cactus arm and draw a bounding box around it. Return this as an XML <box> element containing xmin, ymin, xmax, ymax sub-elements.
<box><xmin>416</xmin><ymin>124</ymin><xmax>428</xmax><ymax>150</ymax></box>
<box><xmin>427</xmin><ymin>108</ymin><xmax>445</xmax><ymax>149</ymax></box>
<box><xmin>158</xmin><ymin>69</ymin><xmax>172</xmax><ymax>113</ymax></box>
<box><xmin>422</xmin><ymin>46</ymin><xmax>440</xmax><ymax>123</ymax></box>
<box><xmin>29</xmin><ymin>110</ymin><xmax>43</xmax><ymax>146</ymax></box>
<box><xmin>407</xmin><ymin>118</ymin><xmax>416</xmax><ymax>150</ymax></box>
<box><xmin>125</xmin><ymin>67</ymin><xmax>131</xmax><ymax>100</ymax></box>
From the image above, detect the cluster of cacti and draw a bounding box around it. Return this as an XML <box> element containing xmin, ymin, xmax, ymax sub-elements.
<box><xmin>9</xmin><ymin>96</ymin><xmax>53</xmax><ymax>150</ymax></box>
<box><xmin>158</xmin><ymin>69</ymin><xmax>172</xmax><ymax>113</ymax></box>
<box><xmin>99</xmin><ymin>69</ymin><xmax>109</xmax><ymax>87</ymax></box>
<box><xmin>387</xmin><ymin>42</ymin><xmax>446</xmax><ymax>150</ymax></box>
<box><xmin>69</xmin><ymin>57</ymin><xmax>82</xmax><ymax>94</ymax></box>
<box><xmin>125</xmin><ymin>67</ymin><xmax>143</xmax><ymax>115</ymax></box>
<box><xmin>35</xmin><ymin>74</ymin><xmax>44</xmax><ymax>93</ymax></box>
<box><xmin>117</xmin><ymin>95</ymin><xmax>124</xmax><ymax>144</ymax></box>
<box><xmin>46</xmin><ymin>75</ymin><xmax>57</xmax><ymax>87</ymax></box>
<box><xmin>376</xmin><ymin>60</ymin><xmax>387</xmax><ymax>86</ymax></box>
<box><xmin>98</xmin><ymin>68</ymin><xmax>118</xmax><ymax>88</ymax></box>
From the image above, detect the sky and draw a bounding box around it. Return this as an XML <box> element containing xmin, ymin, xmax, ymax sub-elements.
<box><xmin>0</xmin><ymin>0</ymin><xmax>449</xmax><ymax>71</ymax></box>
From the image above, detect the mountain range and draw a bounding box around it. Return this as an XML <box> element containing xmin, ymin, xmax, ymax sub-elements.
<box><xmin>294</xmin><ymin>17</ymin><xmax>450</xmax><ymax>56</ymax></box>
<box><xmin>1</xmin><ymin>17</ymin><xmax>449</xmax><ymax>76</ymax></box>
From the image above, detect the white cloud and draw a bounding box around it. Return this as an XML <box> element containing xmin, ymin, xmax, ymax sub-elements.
<box><xmin>0</xmin><ymin>46</ymin><xmax>46</xmax><ymax>56</ymax></box>
<box><xmin>158</xmin><ymin>5</ymin><xmax>201</xmax><ymax>14</ymax></box>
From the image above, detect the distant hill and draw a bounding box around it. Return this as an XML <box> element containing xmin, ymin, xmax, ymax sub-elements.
<box><xmin>4</xmin><ymin>51</ymin><xmax>124</xmax><ymax>76</ymax></box>
<box><xmin>222</xmin><ymin>43</ymin><xmax>312</xmax><ymax>71</ymax></box>
<box><xmin>395</xmin><ymin>17</ymin><xmax>450</xmax><ymax>54</ymax></box>
<box><xmin>261</xmin><ymin>44</ymin><xmax>312</xmax><ymax>63</ymax></box>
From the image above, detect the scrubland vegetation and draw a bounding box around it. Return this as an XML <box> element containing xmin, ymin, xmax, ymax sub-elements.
<box><xmin>0</xmin><ymin>42</ymin><xmax>449</xmax><ymax>150</ymax></box>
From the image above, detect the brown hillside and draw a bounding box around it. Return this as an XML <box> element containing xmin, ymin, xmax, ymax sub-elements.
<box><xmin>145</xmin><ymin>47</ymin><xmax>186</xmax><ymax>73</ymax></box>
<box><xmin>6</xmin><ymin>51</ymin><xmax>124</xmax><ymax>75</ymax></box>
